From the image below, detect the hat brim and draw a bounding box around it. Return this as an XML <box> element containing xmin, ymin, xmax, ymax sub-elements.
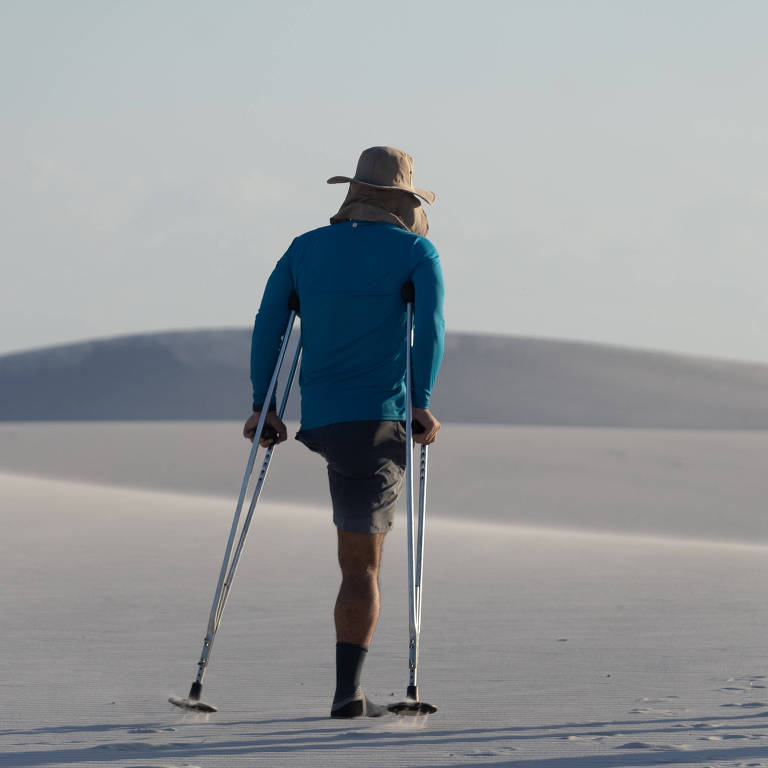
<box><xmin>327</xmin><ymin>176</ymin><xmax>435</xmax><ymax>205</ymax></box>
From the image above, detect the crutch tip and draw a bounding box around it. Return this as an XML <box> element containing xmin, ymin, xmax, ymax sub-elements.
<box><xmin>168</xmin><ymin>695</ymin><xmax>218</xmax><ymax>713</ymax></box>
<box><xmin>387</xmin><ymin>685</ymin><xmax>437</xmax><ymax>715</ymax></box>
<box><xmin>388</xmin><ymin>700</ymin><xmax>437</xmax><ymax>715</ymax></box>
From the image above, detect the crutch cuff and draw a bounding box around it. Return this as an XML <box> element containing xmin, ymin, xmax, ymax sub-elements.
<box><xmin>252</xmin><ymin>401</ymin><xmax>277</xmax><ymax>413</ymax></box>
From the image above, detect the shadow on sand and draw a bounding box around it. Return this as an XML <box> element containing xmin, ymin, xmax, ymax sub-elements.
<box><xmin>4</xmin><ymin>710</ymin><xmax>768</xmax><ymax>766</ymax></box>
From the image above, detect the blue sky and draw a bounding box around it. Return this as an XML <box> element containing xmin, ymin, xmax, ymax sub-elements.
<box><xmin>2</xmin><ymin>0</ymin><xmax>767</xmax><ymax>361</ymax></box>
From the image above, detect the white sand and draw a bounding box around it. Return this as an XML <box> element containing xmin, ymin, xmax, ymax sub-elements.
<box><xmin>3</xmin><ymin>424</ymin><xmax>768</xmax><ymax>767</ymax></box>
<box><xmin>3</xmin><ymin>421</ymin><xmax>768</xmax><ymax>541</ymax></box>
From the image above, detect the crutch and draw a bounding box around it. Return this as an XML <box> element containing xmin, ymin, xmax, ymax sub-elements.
<box><xmin>389</xmin><ymin>281</ymin><xmax>437</xmax><ymax>716</ymax></box>
<box><xmin>170</xmin><ymin>292</ymin><xmax>302</xmax><ymax>714</ymax></box>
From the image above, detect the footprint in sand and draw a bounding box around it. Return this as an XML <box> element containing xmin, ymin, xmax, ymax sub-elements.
<box><xmin>630</xmin><ymin>696</ymin><xmax>684</xmax><ymax>715</ymax></box>
<box><xmin>721</xmin><ymin>675</ymin><xmax>767</xmax><ymax>692</ymax></box>
<box><xmin>615</xmin><ymin>741</ymin><xmax>690</xmax><ymax>751</ymax></box>
<box><xmin>701</xmin><ymin>764</ymin><xmax>765</xmax><ymax>768</ymax></box>
<box><xmin>123</xmin><ymin>765</ymin><xmax>201</xmax><ymax>768</ymax></box>
<box><xmin>101</xmin><ymin>741</ymin><xmax>157</xmax><ymax>751</ymax></box>
<box><xmin>127</xmin><ymin>727</ymin><xmax>176</xmax><ymax>734</ymax></box>
<box><xmin>634</xmin><ymin>696</ymin><xmax>680</xmax><ymax>705</ymax></box>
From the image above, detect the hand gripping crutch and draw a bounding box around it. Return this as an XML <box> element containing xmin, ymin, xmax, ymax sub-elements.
<box><xmin>170</xmin><ymin>291</ymin><xmax>302</xmax><ymax>714</ymax></box>
<box><xmin>389</xmin><ymin>282</ymin><xmax>437</xmax><ymax>716</ymax></box>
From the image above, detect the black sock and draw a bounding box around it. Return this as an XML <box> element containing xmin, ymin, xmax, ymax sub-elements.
<box><xmin>334</xmin><ymin>642</ymin><xmax>367</xmax><ymax>706</ymax></box>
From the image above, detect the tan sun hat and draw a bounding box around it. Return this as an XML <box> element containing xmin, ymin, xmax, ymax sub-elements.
<box><xmin>327</xmin><ymin>146</ymin><xmax>436</xmax><ymax>205</ymax></box>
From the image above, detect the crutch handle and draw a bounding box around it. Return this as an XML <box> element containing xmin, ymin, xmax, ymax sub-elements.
<box><xmin>411</xmin><ymin>420</ymin><xmax>426</xmax><ymax>434</ymax></box>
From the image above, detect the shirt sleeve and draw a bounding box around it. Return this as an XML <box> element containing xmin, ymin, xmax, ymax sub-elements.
<box><xmin>250</xmin><ymin>246</ymin><xmax>295</xmax><ymax>410</ymax></box>
<box><xmin>411</xmin><ymin>242</ymin><xmax>445</xmax><ymax>409</ymax></box>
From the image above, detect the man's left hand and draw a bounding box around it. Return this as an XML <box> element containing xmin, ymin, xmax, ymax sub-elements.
<box><xmin>412</xmin><ymin>407</ymin><xmax>440</xmax><ymax>445</ymax></box>
<box><xmin>243</xmin><ymin>411</ymin><xmax>288</xmax><ymax>446</ymax></box>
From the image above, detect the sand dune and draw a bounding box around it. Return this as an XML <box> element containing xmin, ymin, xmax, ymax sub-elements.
<box><xmin>3</xmin><ymin>329</ymin><xmax>768</xmax><ymax>427</ymax></box>
<box><xmin>3</xmin><ymin>421</ymin><xmax>768</xmax><ymax>543</ymax></box>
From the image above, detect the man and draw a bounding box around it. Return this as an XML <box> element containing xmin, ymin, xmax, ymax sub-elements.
<box><xmin>243</xmin><ymin>146</ymin><xmax>445</xmax><ymax>718</ymax></box>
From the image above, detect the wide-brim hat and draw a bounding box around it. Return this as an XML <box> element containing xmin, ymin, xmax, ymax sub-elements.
<box><xmin>327</xmin><ymin>146</ymin><xmax>435</xmax><ymax>204</ymax></box>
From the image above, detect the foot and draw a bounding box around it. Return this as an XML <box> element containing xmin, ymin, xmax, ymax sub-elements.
<box><xmin>330</xmin><ymin>692</ymin><xmax>386</xmax><ymax>719</ymax></box>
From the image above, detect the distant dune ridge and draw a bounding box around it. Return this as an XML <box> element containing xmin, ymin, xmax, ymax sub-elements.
<box><xmin>2</xmin><ymin>328</ymin><xmax>768</xmax><ymax>427</ymax></box>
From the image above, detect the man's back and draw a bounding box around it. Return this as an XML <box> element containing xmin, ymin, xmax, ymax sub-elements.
<box><xmin>251</xmin><ymin>220</ymin><xmax>444</xmax><ymax>430</ymax></box>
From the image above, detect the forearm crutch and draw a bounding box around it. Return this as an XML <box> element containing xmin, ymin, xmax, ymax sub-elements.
<box><xmin>170</xmin><ymin>292</ymin><xmax>302</xmax><ymax>713</ymax></box>
<box><xmin>389</xmin><ymin>282</ymin><xmax>437</xmax><ymax>716</ymax></box>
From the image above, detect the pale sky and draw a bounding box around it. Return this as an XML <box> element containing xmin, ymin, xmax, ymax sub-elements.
<box><xmin>2</xmin><ymin>0</ymin><xmax>767</xmax><ymax>361</ymax></box>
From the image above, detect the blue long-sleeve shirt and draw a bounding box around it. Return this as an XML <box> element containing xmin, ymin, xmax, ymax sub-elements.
<box><xmin>250</xmin><ymin>221</ymin><xmax>445</xmax><ymax>430</ymax></box>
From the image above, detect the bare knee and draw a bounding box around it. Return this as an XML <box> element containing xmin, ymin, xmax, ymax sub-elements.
<box><xmin>337</xmin><ymin>531</ymin><xmax>385</xmax><ymax>578</ymax></box>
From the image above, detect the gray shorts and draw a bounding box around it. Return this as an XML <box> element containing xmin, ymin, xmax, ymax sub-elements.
<box><xmin>295</xmin><ymin>421</ymin><xmax>406</xmax><ymax>534</ymax></box>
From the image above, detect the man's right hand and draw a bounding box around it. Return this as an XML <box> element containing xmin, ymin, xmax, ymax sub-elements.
<box><xmin>411</xmin><ymin>407</ymin><xmax>440</xmax><ymax>445</ymax></box>
<box><xmin>243</xmin><ymin>411</ymin><xmax>288</xmax><ymax>447</ymax></box>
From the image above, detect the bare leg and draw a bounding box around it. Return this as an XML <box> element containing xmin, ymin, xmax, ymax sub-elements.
<box><xmin>335</xmin><ymin>530</ymin><xmax>386</xmax><ymax>647</ymax></box>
